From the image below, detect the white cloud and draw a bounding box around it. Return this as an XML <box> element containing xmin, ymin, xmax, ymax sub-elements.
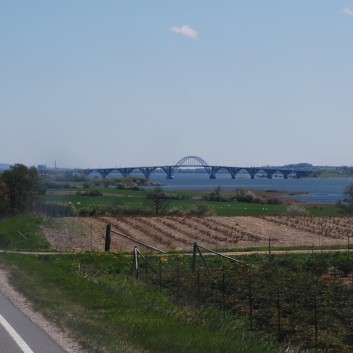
<box><xmin>170</xmin><ymin>25</ymin><xmax>198</xmax><ymax>39</ymax></box>
<box><xmin>342</xmin><ymin>7</ymin><xmax>353</xmax><ymax>17</ymax></box>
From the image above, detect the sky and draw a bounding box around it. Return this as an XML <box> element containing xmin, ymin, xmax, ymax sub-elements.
<box><xmin>1</xmin><ymin>1</ymin><xmax>353</xmax><ymax>168</ymax></box>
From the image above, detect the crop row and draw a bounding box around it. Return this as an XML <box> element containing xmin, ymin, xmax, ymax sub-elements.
<box><xmin>96</xmin><ymin>216</ymin><xmax>270</xmax><ymax>250</ymax></box>
<box><xmin>264</xmin><ymin>216</ymin><xmax>353</xmax><ymax>240</ymax></box>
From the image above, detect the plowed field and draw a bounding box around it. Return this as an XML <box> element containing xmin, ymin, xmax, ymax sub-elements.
<box><xmin>43</xmin><ymin>216</ymin><xmax>353</xmax><ymax>252</ymax></box>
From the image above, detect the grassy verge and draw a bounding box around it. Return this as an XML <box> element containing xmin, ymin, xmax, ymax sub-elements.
<box><xmin>0</xmin><ymin>214</ymin><xmax>285</xmax><ymax>353</ymax></box>
<box><xmin>0</xmin><ymin>253</ymin><xmax>284</xmax><ymax>353</ymax></box>
<box><xmin>0</xmin><ymin>214</ymin><xmax>50</xmax><ymax>250</ymax></box>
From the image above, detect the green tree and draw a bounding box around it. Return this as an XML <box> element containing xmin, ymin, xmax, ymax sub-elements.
<box><xmin>0</xmin><ymin>179</ymin><xmax>7</xmax><ymax>214</ymax></box>
<box><xmin>344</xmin><ymin>184</ymin><xmax>353</xmax><ymax>207</ymax></box>
<box><xmin>0</xmin><ymin>164</ymin><xmax>46</xmax><ymax>213</ymax></box>
<box><xmin>337</xmin><ymin>183</ymin><xmax>353</xmax><ymax>213</ymax></box>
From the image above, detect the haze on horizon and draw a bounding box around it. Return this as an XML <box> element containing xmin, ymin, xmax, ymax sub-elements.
<box><xmin>1</xmin><ymin>1</ymin><xmax>353</xmax><ymax>169</ymax></box>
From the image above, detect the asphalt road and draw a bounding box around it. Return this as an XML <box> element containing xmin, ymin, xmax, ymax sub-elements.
<box><xmin>0</xmin><ymin>291</ymin><xmax>66</xmax><ymax>353</ymax></box>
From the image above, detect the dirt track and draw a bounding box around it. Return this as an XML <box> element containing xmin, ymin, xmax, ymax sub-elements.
<box><xmin>43</xmin><ymin>216</ymin><xmax>353</xmax><ymax>252</ymax></box>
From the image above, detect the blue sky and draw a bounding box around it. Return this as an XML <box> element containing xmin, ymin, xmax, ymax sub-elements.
<box><xmin>1</xmin><ymin>1</ymin><xmax>353</xmax><ymax>168</ymax></box>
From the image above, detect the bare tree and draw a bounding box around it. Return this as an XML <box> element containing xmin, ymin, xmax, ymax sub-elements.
<box><xmin>146</xmin><ymin>186</ymin><xmax>169</xmax><ymax>216</ymax></box>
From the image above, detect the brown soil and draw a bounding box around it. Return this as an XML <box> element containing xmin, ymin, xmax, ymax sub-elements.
<box><xmin>43</xmin><ymin>216</ymin><xmax>353</xmax><ymax>252</ymax></box>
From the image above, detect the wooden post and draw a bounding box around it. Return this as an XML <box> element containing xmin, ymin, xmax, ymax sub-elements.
<box><xmin>105</xmin><ymin>224</ymin><xmax>111</xmax><ymax>251</ymax></box>
<box><xmin>249</xmin><ymin>280</ymin><xmax>253</xmax><ymax>330</ymax></box>
<box><xmin>277</xmin><ymin>290</ymin><xmax>281</xmax><ymax>341</ymax></box>
<box><xmin>145</xmin><ymin>255</ymin><xmax>148</xmax><ymax>281</ymax></box>
<box><xmin>159</xmin><ymin>257</ymin><xmax>162</xmax><ymax>292</ymax></box>
<box><xmin>197</xmin><ymin>270</ymin><xmax>201</xmax><ymax>306</ymax></box>
<box><xmin>192</xmin><ymin>243</ymin><xmax>197</xmax><ymax>272</ymax></box>
<box><xmin>348</xmin><ymin>235</ymin><xmax>350</xmax><ymax>257</ymax></box>
<box><xmin>314</xmin><ymin>299</ymin><xmax>318</xmax><ymax>352</ymax></box>
<box><xmin>222</xmin><ymin>271</ymin><xmax>226</xmax><ymax>318</ymax></box>
<box><xmin>176</xmin><ymin>264</ymin><xmax>180</xmax><ymax>303</ymax></box>
<box><xmin>134</xmin><ymin>247</ymin><xmax>139</xmax><ymax>279</ymax></box>
<box><xmin>192</xmin><ymin>243</ymin><xmax>211</xmax><ymax>272</ymax></box>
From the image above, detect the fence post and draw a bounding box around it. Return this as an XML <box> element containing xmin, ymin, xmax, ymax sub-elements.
<box><xmin>105</xmin><ymin>224</ymin><xmax>111</xmax><ymax>251</ymax></box>
<box><xmin>131</xmin><ymin>247</ymin><xmax>139</xmax><ymax>279</ymax></box>
<box><xmin>159</xmin><ymin>257</ymin><xmax>162</xmax><ymax>292</ymax></box>
<box><xmin>222</xmin><ymin>271</ymin><xmax>226</xmax><ymax>318</ymax></box>
<box><xmin>249</xmin><ymin>279</ymin><xmax>253</xmax><ymax>330</ymax></box>
<box><xmin>276</xmin><ymin>290</ymin><xmax>281</xmax><ymax>341</ymax></box>
<box><xmin>197</xmin><ymin>270</ymin><xmax>201</xmax><ymax>306</ymax></box>
<box><xmin>192</xmin><ymin>243</ymin><xmax>197</xmax><ymax>272</ymax></box>
<box><xmin>176</xmin><ymin>264</ymin><xmax>180</xmax><ymax>303</ymax></box>
<box><xmin>348</xmin><ymin>235</ymin><xmax>350</xmax><ymax>257</ymax></box>
<box><xmin>145</xmin><ymin>255</ymin><xmax>148</xmax><ymax>281</ymax></box>
<box><xmin>314</xmin><ymin>299</ymin><xmax>318</xmax><ymax>352</ymax></box>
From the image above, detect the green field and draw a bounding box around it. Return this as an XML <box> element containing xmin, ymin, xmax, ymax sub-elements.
<box><xmin>38</xmin><ymin>185</ymin><xmax>341</xmax><ymax>216</ymax></box>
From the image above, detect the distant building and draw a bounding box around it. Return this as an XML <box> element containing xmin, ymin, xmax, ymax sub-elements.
<box><xmin>37</xmin><ymin>165</ymin><xmax>47</xmax><ymax>171</ymax></box>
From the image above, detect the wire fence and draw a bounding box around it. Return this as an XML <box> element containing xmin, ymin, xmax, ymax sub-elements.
<box><xmin>132</xmin><ymin>251</ymin><xmax>353</xmax><ymax>353</ymax></box>
<box><xmin>32</xmin><ymin>200</ymin><xmax>75</xmax><ymax>217</ymax></box>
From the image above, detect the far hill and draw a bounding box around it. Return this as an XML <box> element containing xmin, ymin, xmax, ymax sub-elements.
<box><xmin>283</xmin><ymin>163</ymin><xmax>313</xmax><ymax>169</ymax></box>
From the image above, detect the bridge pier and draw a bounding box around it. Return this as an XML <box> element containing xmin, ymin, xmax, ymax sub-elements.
<box><xmin>209</xmin><ymin>166</ymin><xmax>219</xmax><ymax>179</ymax></box>
<box><xmin>119</xmin><ymin>168</ymin><xmax>135</xmax><ymax>178</ymax></box>
<box><xmin>139</xmin><ymin>167</ymin><xmax>156</xmax><ymax>180</ymax></box>
<box><xmin>161</xmin><ymin>166</ymin><xmax>174</xmax><ymax>179</ymax></box>
<box><xmin>100</xmin><ymin>169</ymin><xmax>112</xmax><ymax>178</ymax></box>
<box><xmin>247</xmin><ymin>168</ymin><xmax>258</xmax><ymax>179</ymax></box>
<box><xmin>226</xmin><ymin>167</ymin><xmax>240</xmax><ymax>179</ymax></box>
<box><xmin>265</xmin><ymin>169</ymin><xmax>277</xmax><ymax>179</ymax></box>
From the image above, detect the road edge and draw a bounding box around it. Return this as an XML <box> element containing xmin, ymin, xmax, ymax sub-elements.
<box><xmin>0</xmin><ymin>266</ymin><xmax>86</xmax><ymax>353</ymax></box>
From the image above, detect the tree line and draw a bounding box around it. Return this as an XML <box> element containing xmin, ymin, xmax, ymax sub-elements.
<box><xmin>0</xmin><ymin>164</ymin><xmax>46</xmax><ymax>215</ymax></box>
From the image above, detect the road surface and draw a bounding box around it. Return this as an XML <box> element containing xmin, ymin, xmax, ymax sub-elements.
<box><xmin>0</xmin><ymin>291</ymin><xmax>66</xmax><ymax>353</ymax></box>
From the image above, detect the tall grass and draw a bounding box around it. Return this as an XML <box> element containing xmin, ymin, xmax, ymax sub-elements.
<box><xmin>0</xmin><ymin>214</ymin><xmax>50</xmax><ymax>250</ymax></box>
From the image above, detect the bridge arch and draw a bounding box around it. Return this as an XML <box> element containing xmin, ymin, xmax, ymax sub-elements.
<box><xmin>176</xmin><ymin>156</ymin><xmax>209</xmax><ymax>167</ymax></box>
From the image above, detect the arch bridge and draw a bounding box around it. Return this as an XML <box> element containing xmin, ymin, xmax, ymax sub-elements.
<box><xmin>82</xmin><ymin>156</ymin><xmax>311</xmax><ymax>180</ymax></box>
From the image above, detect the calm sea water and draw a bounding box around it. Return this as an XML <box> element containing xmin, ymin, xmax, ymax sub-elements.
<box><xmin>140</xmin><ymin>172</ymin><xmax>353</xmax><ymax>204</ymax></box>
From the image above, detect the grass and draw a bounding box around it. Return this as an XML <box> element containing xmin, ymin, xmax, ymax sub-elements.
<box><xmin>0</xmin><ymin>214</ymin><xmax>285</xmax><ymax>353</ymax></box>
<box><xmin>0</xmin><ymin>253</ymin><xmax>284</xmax><ymax>353</ymax></box>
<box><xmin>1</xmin><ymin>214</ymin><xmax>353</xmax><ymax>352</ymax></box>
<box><xmin>0</xmin><ymin>214</ymin><xmax>50</xmax><ymax>250</ymax></box>
<box><xmin>39</xmin><ymin>187</ymin><xmax>341</xmax><ymax>216</ymax></box>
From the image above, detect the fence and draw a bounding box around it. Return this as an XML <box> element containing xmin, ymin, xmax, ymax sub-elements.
<box><xmin>129</xmin><ymin>247</ymin><xmax>353</xmax><ymax>352</ymax></box>
<box><xmin>32</xmin><ymin>200</ymin><xmax>75</xmax><ymax>217</ymax></box>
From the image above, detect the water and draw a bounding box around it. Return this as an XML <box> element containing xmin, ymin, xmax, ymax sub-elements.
<box><xmin>140</xmin><ymin>172</ymin><xmax>353</xmax><ymax>204</ymax></box>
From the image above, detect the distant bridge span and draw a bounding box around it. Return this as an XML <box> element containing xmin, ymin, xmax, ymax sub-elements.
<box><xmin>82</xmin><ymin>156</ymin><xmax>311</xmax><ymax>180</ymax></box>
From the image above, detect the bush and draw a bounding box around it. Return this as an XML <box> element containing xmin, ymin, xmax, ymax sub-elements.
<box><xmin>285</xmin><ymin>205</ymin><xmax>309</xmax><ymax>216</ymax></box>
<box><xmin>166</xmin><ymin>207</ymin><xmax>185</xmax><ymax>216</ymax></box>
<box><xmin>87</xmin><ymin>190</ymin><xmax>103</xmax><ymax>197</ymax></box>
<box><xmin>187</xmin><ymin>204</ymin><xmax>212</xmax><ymax>217</ymax></box>
<box><xmin>266</xmin><ymin>198</ymin><xmax>281</xmax><ymax>205</ymax></box>
<box><xmin>78</xmin><ymin>205</ymin><xmax>153</xmax><ymax>217</ymax></box>
<box><xmin>234</xmin><ymin>189</ymin><xmax>262</xmax><ymax>203</ymax></box>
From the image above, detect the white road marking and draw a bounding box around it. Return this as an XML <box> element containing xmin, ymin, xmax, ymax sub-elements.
<box><xmin>0</xmin><ymin>314</ymin><xmax>35</xmax><ymax>353</ymax></box>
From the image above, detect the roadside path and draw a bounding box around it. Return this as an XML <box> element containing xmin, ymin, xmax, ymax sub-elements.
<box><xmin>0</xmin><ymin>248</ymin><xmax>350</xmax><ymax>257</ymax></box>
<box><xmin>0</xmin><ymin>291</ymin><xmax>66</xmax><ymax>353</ymax></box>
